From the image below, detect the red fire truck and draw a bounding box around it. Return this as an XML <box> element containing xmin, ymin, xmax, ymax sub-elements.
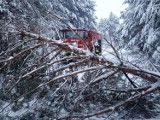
<box><xmin>57</xmin><ymin>28</ymin><xmax>102</xmax><ymax>54</ymax></box>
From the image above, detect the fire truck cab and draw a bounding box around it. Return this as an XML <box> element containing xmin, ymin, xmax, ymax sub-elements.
<box><xmin>57</xmin><ymin>28</ymin><xmax>102</xmax><ymax>54</ymax></box>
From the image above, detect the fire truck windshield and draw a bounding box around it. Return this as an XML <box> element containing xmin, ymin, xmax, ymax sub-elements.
<box><xmin>60</xmin><ymin>30</ymin><xmax>85</xmax><ymax>39</ymax></box>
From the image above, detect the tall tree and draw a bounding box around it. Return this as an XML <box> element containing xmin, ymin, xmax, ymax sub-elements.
<box><xmin>121</xmin><ymin>0</ymin><xmax>160</xmax><ymax>64</ymax></box>
<box><xmin>56</xmin><ymin>0</ymin><xmax>96</xmax><ymax>29</ymax></box>
<box><xmin>98</xmin><ymin>12</ymin><xmax>121</xmax><ymax>48</ymax></box>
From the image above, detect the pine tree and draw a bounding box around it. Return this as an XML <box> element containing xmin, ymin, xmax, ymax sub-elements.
<box><xmin>98</xmin><ymin>12</ymin><xmax>121</xmax><ymax>48</ymax></box>
<box><xmin>121</xmin><ymin>0</ymin><xmax>160</xmax><ymax>64</ymax></box>
<box><xmin>53</xmin><ymin>0</ymin><xmax>96</xmax><ymax>29</ymax></box>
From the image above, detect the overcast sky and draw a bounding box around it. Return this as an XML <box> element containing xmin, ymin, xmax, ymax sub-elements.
<box><xmin>95</xmin><ymin>0</ymin><xmax>126</xmax><ymax>20</ymax></box>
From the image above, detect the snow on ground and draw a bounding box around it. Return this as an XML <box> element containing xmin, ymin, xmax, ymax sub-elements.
<box><xmin>1</xmin><ymin>98</ymin><xmax>37</xmax><ymax>118</ymax></box>
<box><xmin>59</xmin><ymin>108</ymin><xmax>69</xmax><ymax>118</ymax></box>
<box><xmin>102</xmin><ymin>47</ymin><xmax>139</xmax><ymax>64</ymax></box>
<box><xmin>8</xmin><ymin>108</ymin><xmax>28</xmax><ymax>117</ymax></box>
<box><xmin>102</xmin><ymin>47</ymin><xmax>160</xmax><ymax>83</ymax></box>
<box><xmin>102</xmin><ymin>48</ymin><xmax>120</xmax><ymax>64</ymax></box>
<box><xmin>102</xmin><ymin>47</ymin><xmax>154</xmax><ymax>69</ymax></box>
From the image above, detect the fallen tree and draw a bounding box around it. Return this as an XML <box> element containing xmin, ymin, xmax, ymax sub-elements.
<box><xmin>0</xmin><ymin>31</ymin><xmax>160</xmax><ymax>119</ymax></box>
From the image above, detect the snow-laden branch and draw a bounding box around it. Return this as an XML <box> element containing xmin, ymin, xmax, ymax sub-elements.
<box><xmin>0</xmin><ymin>43</ymin><xmax>46</xmax><ymax>64</ymax></box>
<box><xmin>12</xmin><ymin>31</ymin><xmax>159</xmax><ymax>83</ymax></box>
<box><xmin>7</xmin><ymin>55</ymin><xmax>89</xmax><ymax>93</ymax></box>
<box><xmin>12</xmin><ymin>66</ymin><xmax>101</xmax><ymax>103</ymax></box>
<box><xmin>89</xmin><ymin>70</ymin><xmax>119</xmax><ymax>85</ymax></box>
<box><xmin>61</xmin><ymin>80</ymin><xmax>160</xmax><ymax>119</ymax></box>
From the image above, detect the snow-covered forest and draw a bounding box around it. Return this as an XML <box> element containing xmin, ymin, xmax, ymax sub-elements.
<box><xmin>0</xmin><ymin>0</ymin><xmax>160</xmax><ymax>119</ymax></box>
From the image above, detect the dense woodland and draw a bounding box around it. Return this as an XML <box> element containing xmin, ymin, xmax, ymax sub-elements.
<box><xmin>0</xmin><ymin>0</ymin><xmax>160</xmax><ymax>119</ymax></box>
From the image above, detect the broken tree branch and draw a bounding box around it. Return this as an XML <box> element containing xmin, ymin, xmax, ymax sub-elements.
<box><xmin>60</xmin><ymin>80</ymin><xmax>160</xmax><ymax>119</ymax></box>
<box><xmin>13</xmin><ymin>31</ymin><xmax>159</xmax><ymax>83</ymax></box>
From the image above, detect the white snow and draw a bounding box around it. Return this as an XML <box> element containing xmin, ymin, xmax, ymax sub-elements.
<box><xmin>92</xmin><ymin>71</ymin><xmax>116</xmax><ymax>83</ymax></box>
<box><xmin>77</xmin><ymin>72</ymin><xmax>85</xmax><ymax>82</ymax></box>
<box><xmin>29</xmin><ymin>98</ymin><xmax>37</xmax><ymax>106</ymax></box>
<box><xmin>86</xmin><ymin>50</ymin><xmax>94</xmax><ymax>56</ymax></box>
<box><xmin>8</xmin><ymin>56</ymin><xmax>13</xmax><ymax>60</ymax></box>
<box><xmin>102</xmin><ymin>48</ymin><xmax>119</xmax><ymax>64</ymax></box>
<box><xmin>147</xmin><ymin>80</ymin><xmax>160</xmax><ymax>92</ymax></box>
<box><xmin>59</xmin><ymin>108</ymin><xmax>68</xmax><ymax>117</ymax></box>
<box><xmin>8</xmin><ymin>108</ymin><xmax>28</xmax><ymax>117</ymax></box>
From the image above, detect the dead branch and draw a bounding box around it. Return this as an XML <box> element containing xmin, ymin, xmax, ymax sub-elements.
<box><xmin>48</xmin><ymin>50</ymin><xmax>62</xmax><ymax>62</ymax></box>
<box><xmin>20</xmin><ymin>31</ymin><xmax>91</xmax><ymax>57</ymax></box>
<box><xmin>104</xmin><ymin>85</ymin><xmax>151</xmax><ymax>93</ymax></box>
<box><xmin>60</xmin><ymin>80</ymin><xmax>160</xmax><ymax>119</ymax></box>
<box><xmin>6</xmin><ymin>55</ymin><xmax>88</xmax><ymax>93</ymax></box>
<box><xmin>11</xmin><ymin>66</ymin><xmax>101</xmax><ymax>103</ymax></box>
<box><xmin>39</xmin><ymin>47</ymin><xmax>59</xmax><ymax>62</ymax></box>
<box><xmin>89</xmin><ymin>70</ymin><xmax>120</xmax><ymax>85</ymax></box>
<box><xmin>0</xmin><ymin>43</ymin><xmax>46</xmax><ymax>64</ymax></box>
<box><xmin>122</xmin><ymin>71</ymin><xmax>138</xmax><ymax>88</ymax></box>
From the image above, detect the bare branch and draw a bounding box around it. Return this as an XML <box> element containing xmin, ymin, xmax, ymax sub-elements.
<box><xmin>61</xmin><ymin>81</ymin><xmax>160</xmax><ymax>119</ymax></box>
